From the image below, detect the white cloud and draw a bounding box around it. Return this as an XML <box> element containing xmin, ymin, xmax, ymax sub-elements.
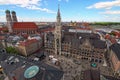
<box><xmin>58</xmin><ymin>0</ymin><xmax>61</xmax><ymax>1</ymax></box>
<box><xmin>15</xmin><ymin>16</ymin><xmax>55</xmax><ymax>22</ymax></box>
<box><xmin>18</xmin><ymin>15</ymin><xmax>120</xmax><ymax>22</ymax></box>
<box><xmin>104</xmin><ymin>16</ymin><xmax>120</xmax><ymax>22</ymax></box>
<box><xmin>0</xmin><ymin>10</ymin><xmax>4</xmax><ymax>12</ymax></box>
<box><xmin>58</xmin><ymin>0</ymin><xmax>69</xmax><ymax>2</ymax></box>
<box><xmin>100</xmin><ymin>10</ymin><xmax>120</xmax><ymax>14</ymax></box>
<box><xmin>1</xmin><ymin>15</ymin><xmax>120</xmax><ymax>22</ymax></box>
<box><xmin>0</xmin><ymin>0</ymin><xmax>55</xmax><ymax>13</ymax></box>
<box><xmin>43</xmin><ymin>0</ymin><xmax>48</xmax><ymax>6</ymax></box>
<box><xmin>0</xmin><ymin>0</ymin><xmax>40</xmax><ymax>6</ymax></box>
<box><xmin>0</xmin><ymin>15</ymin><xmax>56</xmax><ymax>22</ymax></box>
<box><xmin>25</xmin><ymin>5</ymin><xmax>56</xmax><ymax>13</ymax></box>
<box><xmin>65</xmin><ymin>0</ymin><xmax>69</xmax><ymax>2</ymax></box>
<box><xmin>0</xmin><ymin>15</ymin><xmax>6</xmax><ymax>22</ymax></box>
<box><xmin>87</xmin><ymin>0</ymin><xmax>120</xmax><ymax>9</ymax></box>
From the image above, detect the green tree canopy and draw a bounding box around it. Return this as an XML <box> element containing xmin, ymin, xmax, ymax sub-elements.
<box><xmin>6</xmin><ymin>46</ymin><xmax>19</xmax><ymax>55</ymax></box>
<box><xmin>91</xmin><ymin>22</ymin><xmax>120</xmax><ymax>26</ymax></box>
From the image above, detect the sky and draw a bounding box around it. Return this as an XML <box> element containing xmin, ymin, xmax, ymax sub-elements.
<box><xmin>0</xmin><ymin>0</ymin><xmax>120</xmax><ymax>22</ymax></box>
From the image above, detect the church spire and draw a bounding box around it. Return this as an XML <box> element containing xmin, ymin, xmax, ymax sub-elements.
<box><xmin>54</xmin><ymin>4</ymin><xmax>62</xmax><ymax>55</ymax></box>
<box><xmin>57</xmin><ymin>4</ymin><xmax>61</xmax><ymax>18</ymax></box>
<box><xmin>57</xmin><ymin>4</ymin><xmax>61</xmax><ymax>26</ymax></box>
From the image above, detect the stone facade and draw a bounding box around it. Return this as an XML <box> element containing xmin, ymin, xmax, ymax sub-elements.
<box><xmin>54</xmin><ymin>5</ymin><xmax>62</xmax><ymax>55</ymax></box>
<box><xmin>110</xmin><ymin>43</ymin><xmax>120</xmax><ymax>76</ymax></box>
<box><xmin>44</xmin><ymin>32</ymin><xmax>107</xmax><ymax>64</ymax></box>
<box><xmin>5</xmin><ymin>10</ymin><xmax>13</xmax><ymax>32</ymax></box>
<box><xmin>17</xmin><ymin>39</ymin><xmax>41</xmax><ymax>56</ymax></box>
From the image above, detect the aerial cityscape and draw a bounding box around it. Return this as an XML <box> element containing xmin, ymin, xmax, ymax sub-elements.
<box><xmin>0</xmin><ymin>0</ymin><xmax>120</xmax><ymax>80</ymax></box>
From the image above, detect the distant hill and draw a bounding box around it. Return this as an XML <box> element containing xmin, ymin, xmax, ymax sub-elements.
<box><xmin>90</xmin><ymin>22</ymin><xmax>120</xmax><ymax>26</ymax></box>
<box><xmin>90</xmin><ymin>22</ymin><xmax>120</xmax><ymax>29</ymax></box>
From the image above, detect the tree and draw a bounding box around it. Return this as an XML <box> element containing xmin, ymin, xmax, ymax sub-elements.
<box><xmin>5</xmin><ymin>47</ymin><xmax>19</xmax><ymax>55</ymax></box>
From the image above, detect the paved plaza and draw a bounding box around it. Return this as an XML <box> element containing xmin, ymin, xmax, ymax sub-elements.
<box><xmin>57</xmin><ymin>56</ymin><xmax>82</xmax><ymax>80</ymax></box>
<box><xmin>40</xmin><ymin>53</ymin><xmax>115</xmax><ymax>80</ymax></box>
<box><xmin>45</xmin><ymin>55</ymin><xmax>82</xmax><ymax>80</ymax></box>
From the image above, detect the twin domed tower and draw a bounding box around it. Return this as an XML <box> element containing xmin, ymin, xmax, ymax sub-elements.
<box><xmin>5</xmin><ymin>10</ymin><xmax>18</xmax><ymax>32</ymax></box>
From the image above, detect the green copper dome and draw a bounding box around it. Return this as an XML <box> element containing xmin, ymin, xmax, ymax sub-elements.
<box><xmin>11</xmin><ymin>11</ymin><xmax>16</xmax><ymax>14</ymax></box>
<box><xmin>5</xmin><ymin>10</ymin><xmax>10</xmax><ymax>13</ymax></box>
<box><xmin>91</xmin><ymin>63</ymin><xmax>97</xmax><ymax>68</ymax></box>
<box><xmin>24</xmin><ymin>66</ymin><xmax>39</xmax><ymax>79</ymax></box>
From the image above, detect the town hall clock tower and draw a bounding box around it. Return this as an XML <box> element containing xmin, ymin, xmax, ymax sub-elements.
<box><xmin>54</xmin><ymin>5</ymin><xmax>62</xmax><ymax>55</ymax></box>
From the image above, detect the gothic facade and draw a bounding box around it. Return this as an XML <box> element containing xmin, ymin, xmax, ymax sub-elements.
<box><xmin>44</xmin><ymin>6</ymin><xmax>107</xmax><ymax>64</ymax></box>
<box><xmin>44</xmin><ymin>31</ymin><xmax>107</xmax><ymax>63</ymax></box>
<box><xmin>54</xmin><ymin>5</ymin><xmax>62</xmax><ymax>55</ymax></box>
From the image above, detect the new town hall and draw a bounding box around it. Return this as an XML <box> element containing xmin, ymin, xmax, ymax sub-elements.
<box><xmin>44</xmin><ymin>6</ymin><xmax>107</xmax><ymax>64</ymax></box>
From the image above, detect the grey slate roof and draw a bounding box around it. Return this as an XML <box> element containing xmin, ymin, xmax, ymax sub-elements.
<box><xmin>62</xmin><ymin>32</ymin><xmax>106</xmax><ymax>49</ymax></box>
<box><xmin>90</xmin><ymin>39</ymin><xmax>106</xmax><ymax>49</ymax></box>
<box><xmin>103</xmin><ymin>75</ymin><xmax>120</xmax><ymax>80</ymax></box>
<box><xmin>46</xmin><ymin>31</ymin><xmax>106</xmax><ymax>49</ymax></box>
<box><xmin>83</xmin><ymin>69</ymin><xmax>100</xmax><ymax>80</ymax></box>
<box><xmin>110</xmin><ymin>43</ymin><xmax>120</xmax><ymax>60</ymax></box>
<box><xmin>0</xmin><ymin>53</ymin><xmax>8</xmax><ymax>61</ymax></box>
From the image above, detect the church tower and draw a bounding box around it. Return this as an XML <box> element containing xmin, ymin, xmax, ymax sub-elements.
<box><xmin>5</xmin><ymin>10</ymin><xmax>13</xmax><ymax>32</ymax></box>
<box><xmin>11</xmin><ymin>11</ymin><xmax>18</xmax><ymax>22</ymax></box>
<box><xmin>54</xmin><ymin>5</ymin><xmax>62</xmax><ymax>55</ymax></box>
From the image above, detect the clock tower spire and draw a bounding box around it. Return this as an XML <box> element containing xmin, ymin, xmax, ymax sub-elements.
<box><xmin>54</xmin><ymin>4</ymin><xmax>62</xmax><ymax>55</ymax></box>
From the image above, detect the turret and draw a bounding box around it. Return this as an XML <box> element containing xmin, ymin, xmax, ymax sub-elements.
<box><xmin>11</xmin><ymin>11</ymin><xmax>18</xmax><ymax>22</ymax></box>
<box><xmin>54</xmin><ymin>5</ymin><xmax>62</xmax><ymax>55</ymax></box>
<box><xmin>56</xmin><ymin>4</ymin><xmax>61</xmax><ymax>26</ymax></box>
<box><xmin>5</xmin><ymin>10</ymin><xmax>12</xmax><ymax>32</ymax></box>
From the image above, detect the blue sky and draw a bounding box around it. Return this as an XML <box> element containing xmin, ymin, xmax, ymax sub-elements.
<box><xmin>0</xmin><ymin>0</ymin><xmax>120</xmax><ymax>22</ymax></box>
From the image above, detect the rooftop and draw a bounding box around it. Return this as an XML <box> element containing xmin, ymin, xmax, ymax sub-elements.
<box><xmin>83</xmin><ymin>69</ymin><xmax>100</xmax><ymax>80</ymax></box>
<box><xmin>18</xmin><ymin>39</ymin><xmax>38</xmax><ymax>46</ymax></box>
<box><xmin>63</xmin><ymin>32</ymin><xmax>106</xmax><ymax>49</ymax></box>
<box><xmin>13</xmin><ymin>22</ymin><xmax>38</xmax><ymax>29</ymax></box>
<box><xmin>110</xmin><ymin>43</ymin><xmax>120</xmax><ymax>60</ymax></box>
<box><xmin>102</xmin><ymin>75</ymin><xmax>120</xmax><ymax>80</ymax></box>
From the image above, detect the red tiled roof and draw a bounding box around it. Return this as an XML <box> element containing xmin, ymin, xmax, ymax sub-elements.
<box><xmin>13</xmin><ymin>22</ymin><xmax>38</xmax><ymax>29</ymax></box>
<box><xmin>114</xmin><ymin>32</ymin><xmax>120</xmax><ymax>38</ymax></box>
<box><xmin>105</xmin><ymin>34</ymin><xmax>110</xmax><ymax>39</ymax></box>
<box><xmin>110</xmin><ymin>38</ymin><xmax>117</xmax><ymax>44</ymax></box>
<box><xmin>110</xmin><ymin>31</ymin><xmax>120</xmax><ymax>38</ymax></box>
<box><xmin>0</xmin><ymin>28</ymin><xmax>2</xmax><ymax>31</ymax></box>
<box><xmin>76</xmin><ymin>27</ymin><xmax>91</xmax><ymax>30</ymax></box>
<box><xmin>40</xmin><ymin>28</ymin><xmax>54</xmax><ymax>33</ymax></box>
<box><xmin>19</xmin><ymin>39</ymin><xmax>38</xmax><ymax>46</ymax></box>
<box><xmin>22</xmin><ymin>34</ymin><xmax>29</xmax><ymax>39</ymax></box>
<box><xmin>0</xmin><ymin>36</ymin><xmax>5</xmax><ymax>40</ymax></box>
<box><xmin>0</xmin><ymin>27</ymin><xmax>8</xmax><ymax>31</ymax></box>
